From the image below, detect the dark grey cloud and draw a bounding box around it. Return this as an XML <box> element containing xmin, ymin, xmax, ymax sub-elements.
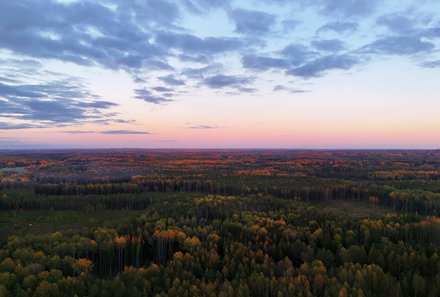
<box><xmin>155</xmin><ymin>31</ymin><xmax>242</xmax><ymax>55</ymax></box>
<box><xmin>377</xmin><ymin>14</ymin><xmax>415</xmax><ymax>34</ymax></box>
<box><xmin>145</xmin><ymin>60</ymin><xmax>175</xmax><ymax>71</ymax></box>
<box><xmin>273</xmin><ymin>85</ymin><xmax>288</xmax><ymax>91</ymax></box>
<box><xmin>317</xmin><ymin>21</ymin><xmax>358</xmax><ymax>34</ymax></box>
<box><xmin>153</xmin><ymin>86</ymin><xmax>174</xmax><ymax>93</ymax></box>
<box><xmin>133</xmin><ymin>76</ymin><xmax>146</xmax><ymax>84</ymax></box>
<box><xmin>281</xmin><ymin>44</ymin><xmax>316</xmax><ymax>66</ymax></box>
<box><xmin>312</xmin><ymin>39</ymin><xmax>345</xmax><ymax>52</ymax></box>
<box><xmin>178</xmin><ymin>54</ymin><xmax>211</xmax><ymax>63</ymax></box>
<box><xmin>359</xmin><ymin>13</ymin><xmax>440</xmax><ymax>60</ymax></box>
<box><xmin>362</xmin><ymin>36</ymin><xmax>435</xmax><ymax>55</ymax></box>
<box><xmin>238</xmin><ymin>44</ymin><xmax>322</xmax><ymax>76</ymax></box>
<box><xmin>181</xmin><ymin>64</ymin><xmax>224</xmax><ymax>79</ymax></box>
<box><xmin>100</xmin><ymin>130</ymin><xmax>152</xmax><ymax>135</ymax></box>
<box><xmin>287</xmin><ymin>54</ymin><xmax>359</xmax><ymax>78</ymax></box>
<box><xmin>134</xmin><ymin>88</ymin><xmax>173</xmax><ymax>104</ymax></box>
<box><xmin>0</xmin><ymin>122</ymin><xmax>42</xmax><ymax>130</ymax></box>
<box><xmin>202</xmin><ymin>74</ymin><xmax>254</xmax><ymax>89</ymax></box>
<box><xmin>23</xmin><ymin>100</ymin><xmax>109</xmax><ymax>123</ymax></box>
<box><xmin>420</xmin><ymin>59</ymin><xmax>440</xmax><ymax>68</ymax></box>
<box><xmin>242</xmin><ymin>55</ymin><xmax>289</xmax><ymax>71</ymax></box>
<box><xmin>158</xmin><ymin>75</ymin><xmax>186</xmax><ymax>86</ymax></box>
<box><xmin>422</xmin><ymin>27</ymin><xmax>440</xmax><ymax>39</ymax></box>
<box><xmin>240</xmin><ymin>45</ymin><xmax>317</xmax><ymax>74</ymax></box>
<box><xmin>230</xmin><ymin>9</ymin><xmax>276</xmax><ymax>35</ymax></box>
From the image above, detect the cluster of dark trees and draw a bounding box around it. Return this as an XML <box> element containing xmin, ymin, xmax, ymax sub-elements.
<box><xmin>24</xmin><ymin>178</ymin><xmax>440</xmax><ymax>216</ymax></box>
<box><xmin>1</xmin><ymin>195</ymin><xmax>440</xmax><ymax>297</ymax></box>
<box><xmin>0</xmin><ymin>192</ymin><xmax>153</xmax><ymax>211</ymax></box>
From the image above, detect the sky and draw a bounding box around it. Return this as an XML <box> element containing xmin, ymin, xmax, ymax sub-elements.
<box><xmin>0</xmin><ymin>0</ymin><xmax>440</xmax><ymax>149</ymax></box>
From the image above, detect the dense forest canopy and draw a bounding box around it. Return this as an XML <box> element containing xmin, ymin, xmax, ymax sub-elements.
<box><xmin>1</xmin><ymin>149</ymin><xmax>440</xmax><ymax>296</ymax></box>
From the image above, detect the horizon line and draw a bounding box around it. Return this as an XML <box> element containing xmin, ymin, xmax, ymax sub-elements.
<box><xmin>0</xmin><ymin>147</ymin><xmax>439</xmax><ymax>151</ymax></box>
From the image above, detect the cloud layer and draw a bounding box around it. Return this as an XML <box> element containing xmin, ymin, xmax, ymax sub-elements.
<box><xmin>1</xmin><ymin>0</ymin><xmax>440</xmax><ymax>130</ymax></box>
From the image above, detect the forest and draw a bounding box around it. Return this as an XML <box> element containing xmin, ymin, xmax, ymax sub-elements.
<box><xmin>1</xmin><ymin>149</ymin><xmax>440</xmax><ymax>297</ymax></box>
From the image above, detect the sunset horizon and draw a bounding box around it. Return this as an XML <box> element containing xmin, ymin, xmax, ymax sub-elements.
<box><xmin>1</xmin><ymin>0</ymin><xmax>440</xmax><ymax>149</ymax></box>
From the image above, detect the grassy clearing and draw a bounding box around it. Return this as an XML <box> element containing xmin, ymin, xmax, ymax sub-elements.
<box><xmin>0</xmin><ymin>192</ymin><xmax>200</xmax><ymax>238</ymax></box>
<box><xmin>0</xmin><ymin>209</ymin><xmax>142</xmax><ymax>238</ymax></box>
<box><xmin>313</xmin><ymin>200</ymin><xmax>396</xmax><ymax>219</ymax></box>
<box><xmin>0</xmin><ymin>167</ymin><xmax>27</xmax><ymax>173</ymax></box>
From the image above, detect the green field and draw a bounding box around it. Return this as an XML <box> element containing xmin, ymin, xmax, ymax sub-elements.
<box><xmin>0</xmin><ymin>209</ymin><xmax>142</xmax><ymax>238</ymax></box>
<box><xmin>313</xmin><ymin>200</ymin><xmax>396</xmax><ymax>219</ymax></box>
<box><xmin>0</xmin><ymin>191</ymin><xmax>199</xmax><ymax>238</ymax></box>
<box><xmin>0</xmin><ymin>167</ymin><xmax>27</xmax><ymax>173</ymax></box>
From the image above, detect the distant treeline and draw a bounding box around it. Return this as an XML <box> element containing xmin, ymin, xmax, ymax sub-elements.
<box><xmin>0</xmin><ymin>180</ymin><xmax>435</xmax><ymax>216</ymax></box>
<box><xmin>0</xmin><ymin>192</ymin><xmax>153</xmax><ymax>211</ymax></box>
<box><xmin>33</xmin><ymin>180</ymin><xmax>370</xmax><ymax>199</ymax></box>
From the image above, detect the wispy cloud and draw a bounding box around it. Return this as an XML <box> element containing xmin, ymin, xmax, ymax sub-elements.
<box><xmin>188</xmin><ymin>124</ymin><xmax>219</xmax><ymax>129</ymax></box>
<box><xmin>134</xmin><ymin>88</ymin><xmax>173</xmax><ymax>104</ymax></box>
<box><xmin>317</xmin><ymin>21</ymin><xmax>358</xmax><ymax>34</ymax></box>
<box><xmin>287</xmin><ymin>54</ymin><xmax>359</xmax><ymax>78</ymax></box>
<box><xmin>242</xmin><ymin>55</ymin><xmax>289</xmax><ymax>71</ymax></box>
<box><xmin>362</xmin><ymin>36</ymin><xmax>435</xmax><ymax>55</ymax></box>
<box><xmin>202</xmin><ymin>75</ymin><xmax>254</xmax><ymax>89</ymax></box>
<box><xmin>155</xmin><ymin>31</ymin><xmax>242</xmax><ymax>55</ymax></box>
<box><xmin>100</xmin><ymin>130</ymin><xmax>152</xmax><ymax>135</ymax></box>
<box><xmin>0</xmin><ymin>60</ymin><xmax>119</xmax><ymax>128</ymax></box>
<box><xmin>61</xmin><ymin>130</ymin><xmax>153</xmax><ymax>135</ymax></box>
<box><xmin>158</xmin><ymin>75</ymin><xmax>186</xmax><ymax>86</ymax></box>
<box><xmin>273</xmin><ymin>85</ymin><xmax>310</xmax><ymax>93</ymax></box>
<box><xmin>420</xmin><ymin>60</ymin><xmax>440</xmax><ymax>68</ymax></box>
<box><xmin>0</xmin><ymin>122</ymin><xmax>43</xmax><ymax>130</ymax></box>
